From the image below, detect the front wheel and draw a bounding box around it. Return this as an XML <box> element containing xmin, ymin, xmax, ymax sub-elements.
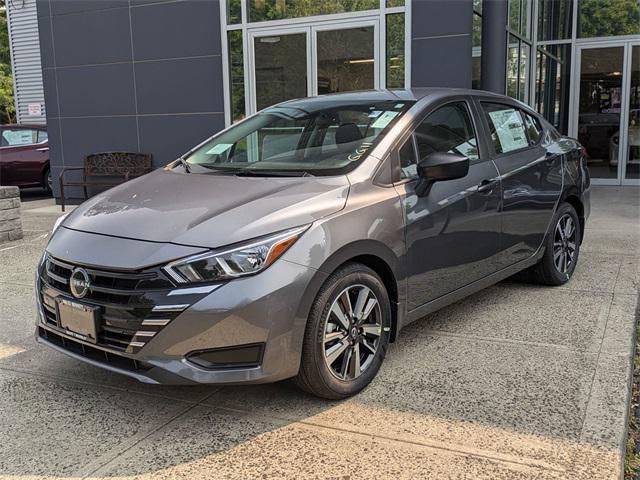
<box><xmin>529</xmin><ymin>202</ymin><xmax>581</xmax><ymax>286</ymax></box>
<box><xmin>294</xmin><ymin>263</ymin><xmax>391</xmax><ymax>399</ymax></box>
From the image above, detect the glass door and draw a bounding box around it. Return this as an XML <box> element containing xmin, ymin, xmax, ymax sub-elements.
<box><xmin>622</xmin><ymin>44</ymin><xmax>639</xmax><ymax>183</ymax></box>
<box><xmin>575</xmin><ymin>45</ymin><xmax>625</xmax><ymax>183</ymax></box>
<box><xmin>573</xmin><ymin>42</ymin><xmax>640</xmax><ymax>185</ymax></box>
<box><xmin>247</xmin><ymin>20</ymin><xmax>380</xmax><ymax>115</ymax></box>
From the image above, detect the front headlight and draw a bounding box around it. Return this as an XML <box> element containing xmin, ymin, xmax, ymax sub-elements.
<box><xmin>163</xmin><ymin>225</ymin><xmax>309</xmax><ymax>284</ymax></box>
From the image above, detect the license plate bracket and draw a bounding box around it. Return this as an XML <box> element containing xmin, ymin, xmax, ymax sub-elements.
<box><xmin>56</xmin><ymin>298</ymin><xmax>100</xmax><ymax>343</ymax></box>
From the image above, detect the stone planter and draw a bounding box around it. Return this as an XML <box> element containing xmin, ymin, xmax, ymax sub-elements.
<box><xmin>0</xmin><ymin>186</ymin><xmax>23</xmax><ymax>242</ymax></box>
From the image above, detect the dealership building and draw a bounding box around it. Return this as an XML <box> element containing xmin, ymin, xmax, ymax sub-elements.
<box><xmin>9</xmin><ymin>0</ymin><xmax>640</xmax><ymax>201</ymax></box>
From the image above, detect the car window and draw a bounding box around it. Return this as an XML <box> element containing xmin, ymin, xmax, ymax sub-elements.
<box><xmin>37</xmin><ymin>130</ymin><xmax>48</xmax><ymax>143</ymax></box>
<box><xmin>414</xmin><ymin>102</ymin><xmax>479</xmax><ymax>163</ymax></box>
<box><xmin>399</xmin><ymin>136</ymin><xmax>417</xmax><ymax>179</ymax></box>
<box><xmin>1</xmin><ymin>128</ymin><xmax>38</xmax><ymax>147</ymax></box>
<box><xmin>522</xmin><ymin>112</ymin><xmax>543</xmax><ymax>145</ymax></box>
<box><xmin>481</xmin><ymin>103</ymin><xmax>529</xmax><ymax>155</ymax></box>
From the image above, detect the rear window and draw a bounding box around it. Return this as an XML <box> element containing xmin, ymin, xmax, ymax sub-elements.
<box><xmin>1</xmin><ymin>128</ymin><xmax>37</xmax><ymax>147</ymax></box>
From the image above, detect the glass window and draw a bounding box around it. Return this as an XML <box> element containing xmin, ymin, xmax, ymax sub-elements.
<box><xmin>472</xmin><ymin>10</ymin><xmax>482</xmax><ymax>89</ymax></box>
<box><xmin>507</xmin><ymin>35</ymin><xmax>520</xmax><ymax>99</ymax></box>
<box><xmin>1</xmin><ymin>129</ymin><xmax>37</xmax><ymax>146</ymax></box>
<box><xmin>399</xmin><ymin>136</ymin><xmax>417</xmax><ymax>179</ymax></box>
<box><xmin>519</xmin><ymin>42</ymin><xmax>530</xmax><ymax>102</ymax></box>
<box><xmin>386</xmin><ymin>14</ymin><xmax>405</xmax><ymax>89</ymax></box>
<box><xmin>523</xmin><ymin>112</ymin><xmax>543</xmax><ymax>144</ymax></box>
<box><xmin>249</xmin><ymin>0</ymin><xmax>379</xmax><ymax>22</ymax></box>
<box><xmin>578</xmin><ymin>0</ymin><xmax>640</xmax><ymax>38</ymax></box>
<box><xmin>508</xmin><ymin>0</ymin><xmax>521</xmax><ymax>32</ymax></box>
<box><xmin>482</xmin><ymin>103</ymin><xmax>529</xmax><ymax>154</ymax></box>
<box><xmin>537</xmin><ymin>0</ymin><xmax>573</xmax><ymax>40</ymax></box>
<box><xmin>226</xmin><ymin>0</ymin><xmax>241</xmax><ymax>24</ymax></box>
<box><xmin>254</xmin><ymin>32</ymin><xmax>308</xmax><ymax>110</ymax></box>
<box><xmin>317</xmin><ymin>27</ymin><xmax>375</xmax><ymax>95</ymax></box>
<box><xmin>37</xmin><ymin>130</ymin><xmax>48</xmax><ymax>143</ymax></box>
<box><xmin>228</xmin><ymin>30</ymin><xmax>245</xmax><ymax>122</ymax></box>
<box><xmin>185</xmin><ymin>99</ymin><xmax>413</xmax><ymax>175</ymax></box>
<box><xmin>535</xmin><ymin>44</ymin><xmax>571</xmax><ymax>134</ymax></box>
<box><xmin>386</xmin><ymin>0</ymin><xmax>405</xmax><ymax>6</ymax></box>
<box><xmin>414</xmin><ymin>102</ymin><xmax>480</xmax><ymax>165</ymax></box>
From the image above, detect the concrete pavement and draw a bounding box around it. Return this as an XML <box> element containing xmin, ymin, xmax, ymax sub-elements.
<box><xmin>0</xmin><ymin>186</ymin><xmax>638</xmax><ymax>479</ymax></box>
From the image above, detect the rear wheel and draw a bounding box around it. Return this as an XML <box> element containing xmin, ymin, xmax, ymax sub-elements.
<box><xmin>294</xmin><ymin>262</ymin><xmax>391</xmax><ymax>399</ymax></box>
<box><xmin>529</xmin><ymin>202</ymin><xmax>581</xmax><ymax>285</ymax></box>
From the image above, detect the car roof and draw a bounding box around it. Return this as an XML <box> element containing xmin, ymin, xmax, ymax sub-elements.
<box><xmin>277</xmin><ymin>87</ymin><xmax>508</xmax><ymax>107</ymax></box>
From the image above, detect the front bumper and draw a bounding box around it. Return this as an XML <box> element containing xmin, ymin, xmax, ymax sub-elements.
<box><xmin>36</xmin><ymin>241</ymin><xmax>323</xmax><ymax>385</ymax></box>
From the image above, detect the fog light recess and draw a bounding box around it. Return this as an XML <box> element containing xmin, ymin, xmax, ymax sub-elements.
<box><xmin>186</xmin><ymin>343</ymin><xmax>265</xmax><ymax>370</ymax></box>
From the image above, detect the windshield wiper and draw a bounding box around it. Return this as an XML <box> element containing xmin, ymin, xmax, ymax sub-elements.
<box><xmin>233</xmin><ymin>169</ymin><xmax>315</xmax><ymax>177</ymax></box>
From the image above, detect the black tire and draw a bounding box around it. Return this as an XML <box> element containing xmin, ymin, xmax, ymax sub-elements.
<box><xmin>529</xmin><ymin>202</ymin><xmax>581</xmax><ymax>286</ymax></box>
<box><xmin>43</xmin><ymin>167</ymin><xmax>52</xmax><ymax>194</ymax></box>
<box><xmin>294</xmin><ymin>262</ymin><xmax>391</xmax><ymax>399</ymax></box>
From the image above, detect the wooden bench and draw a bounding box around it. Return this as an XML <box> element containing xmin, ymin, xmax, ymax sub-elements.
<box><xmin>58</xmin><ymin>152</ymin><xmax>153</xmax><ymax>211</ymax></box>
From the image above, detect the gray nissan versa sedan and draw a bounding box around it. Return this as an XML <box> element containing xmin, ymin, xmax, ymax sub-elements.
<box><xmin>35</xmin><ymin>88</ymin><xmax>590</xmax><ymax>399</ymax></box>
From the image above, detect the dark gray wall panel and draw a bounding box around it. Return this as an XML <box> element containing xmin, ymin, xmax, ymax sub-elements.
<box><xmin>36</xmin><ymin>0</ymin><xmax>51</xmax><ymax>18</ymax></box>
<box><xmin>412</xmin><ymin>0</ymin><xmax>473</xmax><ymax>38</ymax></box>
<box><xmin>56</xmin><ymin>63</ymin><xmax>136</xmax><ymax>117</ymax></box>
<box><xmin>59</xmin><ymin>116</ymin><xmax>139</xmax><ymax>166</ymax></box>
<box><xmin>411</xmin><ymin>35</ymin><xmax>472</xmax><ymax>88</ymax></box>
<box><xmin>131</xmin><ymin>1</ymin><xmax>221</xmax><ymax>60</ymax></box>
<box><xmin>37</xmin><ymin>15</ymin><xmax>54</xmax><ymax>68</ymax></box>
<box><xmin>135</xmin><ymin>57</ymin><xmax>223</xmax><ymax>114</ymax></box>
<box><xmin>138</xmin><ymin>113</ymin><xmax>225</xmax><ymax>167</ymax></box>
<box><xmin>52</xmin><ymin>7</ymin><xmax>132</xmax><ymax>66</ymax></box>
<box><xmin>42</xmin><ymin>68</ymin><xmax>58</xmax><ymax>117</ymax></box>
<box><xmin>50</xmin><ymin>0</ymin><xmax>129</xmax><ymax>16</ymax></box>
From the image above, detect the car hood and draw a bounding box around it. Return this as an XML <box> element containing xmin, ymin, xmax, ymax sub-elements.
<box><xmin>62</xmin><ymin>169</ymin><xmax>350</xmax><ymax>249</ymax></box>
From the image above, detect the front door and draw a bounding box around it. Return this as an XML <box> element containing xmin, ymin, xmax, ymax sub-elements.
<box><xmin>248</xmin><ymin>20</ymin><xmax>379</xmax><ymax>114</ymax></box>
<box><xmin>572</xmin><ymin>42</ymin><xmax>640</xmax><ymax>185</ymax></box>
<box><xmin>395</xmin><ymin>99</ymin><xmax>502</xmax><ymax>311</ymax></box>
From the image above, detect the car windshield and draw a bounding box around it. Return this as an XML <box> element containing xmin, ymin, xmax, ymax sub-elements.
<box><xmin>183</xmin><ymin>99</ymin><xmax>414</xmax><ymax>176</ymax></box>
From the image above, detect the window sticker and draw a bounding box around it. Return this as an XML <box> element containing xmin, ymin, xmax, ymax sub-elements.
<box><xmin>368</xmin><ymin>110</ymin><xmax>382</xmax><ymax>118</ymax></box>
<box><xmin>371</xmin><ymin>111</ymin><xmax>399</xmax><ymax>129</ymax></box>
<box><xmin>488</xmin><ymin>109</ymin><xmax>528</xmax><ymax>152</ymax></box>
<box><xmin>205</xmin><ymin>143</ymin><xmax>233</xmax><ymax>155</ymax></box>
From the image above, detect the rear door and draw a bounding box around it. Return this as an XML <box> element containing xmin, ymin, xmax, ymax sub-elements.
<box><xmin>394</xmin><ymin>97</ymin><xmax>502</xmax><ymax>311</ymax></box>
<box><xmin>475</xmin><ymin>99</ymin><xmax>563</xmax><ymax>268</ymax></box>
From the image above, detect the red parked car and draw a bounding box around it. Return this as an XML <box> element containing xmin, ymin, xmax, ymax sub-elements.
<box><xmin>0</xmin><ymin>124</ymin><xmax>51</xmax><ymax>193</ymax></box>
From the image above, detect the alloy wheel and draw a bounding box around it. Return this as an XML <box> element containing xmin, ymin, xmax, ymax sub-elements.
<box><xmin>323</xmin><ymin>284</ymin><xmax>382</xmax><ymax>381</ymax></box>
<box><xmin>47</xmin><ymin>171</ymin><xmax>52</xmax><ymax>191</ymax></box>
<box><xmin>553</xmin><ymin>213</ymin><xmax>577</xmax><ymax>274</ymax></box>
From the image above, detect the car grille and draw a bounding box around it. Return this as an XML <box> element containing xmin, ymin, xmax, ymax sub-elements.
<box><xmin>38</xmin><ymin>327</ymin><xmax>152</xmax><ymax>372</ymax></box>
<box><xmin>39</xmin><ymin>254</ymin><xmax>186</xmax><ymax>354</ymax></box>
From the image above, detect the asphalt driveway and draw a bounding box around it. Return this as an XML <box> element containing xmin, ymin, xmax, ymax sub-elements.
<box><xmin>1</xmin><ymin>186</ymin><xmax>638</xmax><ymax>479</ymax></box>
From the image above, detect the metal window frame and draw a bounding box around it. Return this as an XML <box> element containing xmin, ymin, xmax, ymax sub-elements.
<box><xmin>219</xmin><ymin>0</ymin><xmax>410</xmax><ymax>127</ymax></box>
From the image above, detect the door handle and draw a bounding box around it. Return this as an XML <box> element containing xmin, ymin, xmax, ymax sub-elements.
<box><xmin>477</xmin><ymin>179</ymin><xmax>497</xmax><ymax>194</ymax></box>
<box><xmin>36</xmin><ymin>147</ymin><xmax>49</xmax><ymax>152</ymax></box>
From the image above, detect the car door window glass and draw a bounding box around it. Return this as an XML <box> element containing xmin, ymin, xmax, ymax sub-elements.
<box><xmin>482</xmin><ymin>103</ymin><xmax>529</xmax><ymax>154</ymax></box>
<box><xmin>414</xmin><ymin>102</ymin><xmax>479</xmax><ymax>165</ymax></box>
<box><xmin>522</xmin><ymin>112</ymin><xmax>543</xmax><ymax>145</ymax></box>
<box><xmin>399</xmin><ymin>136</ymin><xmax>417</xmax><ymax>179</ymax></box>
<box><xmin>37</xmin><ymin>130</ymin><xmax>48</xmax><ymax>143</ymax></box>
<box><xmin>1</xmin><ymin>129</ymin><xmax>37</xmax><ymax>146</ymax></box>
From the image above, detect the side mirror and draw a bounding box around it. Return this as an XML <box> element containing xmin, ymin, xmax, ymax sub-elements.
<box><xmin>415</xmin><ymin>152</ymin><xmax>470</xmax><ymax>196</ymax></box>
